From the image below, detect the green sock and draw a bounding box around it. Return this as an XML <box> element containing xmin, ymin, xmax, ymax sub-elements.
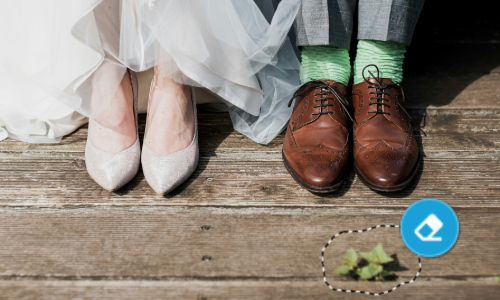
<box><xmin>353</xmin><ymin>40</ymin><xmax>406</xmax><ymax>85</ymax></box>
<box><xmin>300</xmin><ymin>46</ymin><xmax>351</xmax><ymax>86</ymax></box>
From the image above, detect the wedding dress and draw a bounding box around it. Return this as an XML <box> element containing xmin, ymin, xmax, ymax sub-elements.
<box><xmin>0</xmin><ymin>0</ymin><xmax>301</xmax><ymax>144</ymax></box>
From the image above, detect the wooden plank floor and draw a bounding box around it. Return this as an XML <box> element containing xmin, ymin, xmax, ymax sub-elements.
<box><xmin>1</xmin><ymin>3</ymin><xmax>500</xmax><ymax>299</ymax></box>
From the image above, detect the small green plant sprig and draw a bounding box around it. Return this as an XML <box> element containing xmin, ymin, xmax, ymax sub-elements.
<box><xmin>334</xmin><ymin>243</ymin><xmax>394</xmax><ymax>280</ymax></box>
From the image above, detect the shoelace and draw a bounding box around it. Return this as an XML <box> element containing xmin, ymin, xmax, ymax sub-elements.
<box><xmin>362</xmin><ymin>64</ymin><xmax>411</xmax><ymax>119</ymax></box>
<box><xmin>288</xmin><ymin>80</ymin><xmax>353</xmax><ymax>121</ymax></box>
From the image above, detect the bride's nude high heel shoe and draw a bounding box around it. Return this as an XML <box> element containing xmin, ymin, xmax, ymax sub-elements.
<box><xmin>141</xmin><ymin>75</ymin><xmax>199</xmax><ymax>195</ymax></box>
<box><xmin>85</xmin><ymin>70</ymin><xmax>141</xmax><ymax>191</ymax></box>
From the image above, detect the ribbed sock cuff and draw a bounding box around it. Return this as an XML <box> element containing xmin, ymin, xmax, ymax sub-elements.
<box><xmin>353</xmin><ymin>40</ymin><xmax>406</xmax><ymax>85</ymax></box>
<box><xmin>300</xmin><ymin>46</ymin><xmax>351</xmax><ymax>86</ymax></box>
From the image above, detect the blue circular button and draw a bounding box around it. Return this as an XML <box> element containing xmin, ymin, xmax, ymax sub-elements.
<box><xmin>401</xmin><ymin>199</ymin><xmax>459</xmax><ymax>257</ymax></box>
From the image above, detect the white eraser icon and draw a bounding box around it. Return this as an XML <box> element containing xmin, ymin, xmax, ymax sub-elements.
<box><xmin>415</xmin><ymin>214</ymin><xmax>443</xmax><ymax>241</ymax></box>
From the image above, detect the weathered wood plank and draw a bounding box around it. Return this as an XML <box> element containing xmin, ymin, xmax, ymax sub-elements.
<box><xmin>0</xmin><ymin>158</ymin><xmax>498</xmax><ymax>207</ymax></box>
<box><xmin>0</xmin><ymin>207</ymin><xmax>498</xmax><ymax>279</ymax></box>
<box><xmin>405</xmin><ymin>74</ymin><xmax>500</xmax><ymax>109</ymax></box>
<box><xmin>0</xmin><ymin>111</ymin><xmax>499</xmax><ymax>157</ymax></box>
<box><xmin>0</xmin><ymin>280</ymin><xmax>498</xmax><ymax>300</ymax></box>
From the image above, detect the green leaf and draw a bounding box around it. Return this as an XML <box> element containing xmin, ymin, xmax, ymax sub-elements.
<box><xmin>381</xmin><ymin>270</ymin><xmax>393</xmax><ymax>277</ymax></box>
<box><xmin>343</xmin><ymin>248</ymin><xmax>358</xmax><ymax>267</ymax></box>
<box><xmin>360</xmin><ymin>251</ymin><xmax>377</xmax><ymax>264</ymax></box>
<box><xmin>362</xmin><ymin>244</ymin><xmax>394</xmax><ymax>265</ymax></box>
<box><xmin>335</xmin><ymin>248</ymin><xmax>359</xmax><ymax>276</ymax></box>
<box><xmin>372</xmin><ymin>243</ymin><xmax>394</xmax><ymax>264</ymax></box>
<box><xmin>335</xmin><ymin>265</ymin><xmax>351</xmax><ymax>275</ymax></box>
<box><xmin>356</xmin><ymin>264</ymin><xmax>383</xmax><ymax>280</ymax></box>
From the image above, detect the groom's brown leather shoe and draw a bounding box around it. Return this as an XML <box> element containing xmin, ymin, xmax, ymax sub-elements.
<box><xmin>282</xmin><ymin>80</ymin><xmax>351</xmax><ymax>193</ymax></box>
<box><xmin>352</xmin><ymin>66</ymin><xmax>421</xmax><ymax>192</ymax></box>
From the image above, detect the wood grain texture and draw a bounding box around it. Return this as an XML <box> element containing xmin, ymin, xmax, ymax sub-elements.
<box><xmin>405</xmin><ymin>74</ymin><xmax>500</xmax><ymax>109</ymax></box>
<box><xmin>0</xmin><ymin>111</ymin><xmax>499</xmax><ymax>157</ymax></box>
<box><xmin>0</xmin><ymin>207</ymin><xmax>498</xmax><ymax>279</ymax></box>
<box><xmin>0</xmin><ymin>280</ymin><xmax>498</xmax><ymax>300</ymax></box>
<box><xmin>0</xmin><ymin>157</ymin><xmax>498</xmax><ymax>207</ymax></box>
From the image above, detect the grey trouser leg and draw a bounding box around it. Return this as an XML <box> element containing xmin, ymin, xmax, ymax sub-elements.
<box><xmin>294</xmin><ymin>0</ymin><xmax>425</xmax><ymax>48</ymax></box>
<box><xmin>294</xmin><ymin>0</ymin><xmax>356</xmax><ymax>49</ymax></box>
<box><xmin>358</xmin><ymin>0</ymin><xmax>425</xmax><ymax>46</ymax></box>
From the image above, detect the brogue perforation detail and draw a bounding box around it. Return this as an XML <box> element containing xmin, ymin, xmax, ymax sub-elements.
<box><xmin>352</xmin><ymin>89</ymin><xmax>364</xmax><ymax>121</ymax></box>
<box><xmin>362</xmin><ymin>149</ymin><xmax>410</xmax><ymax>172</ymax></box>
<box><xmin>353</xmin><ymin>133</ymin><xmax>414</xmax><ymax>172</ymax></box>
<box><xmin>292</xmin><ymin>97</ymin><xmax>319</xmax><ymax>131</ymax></box>
<box><xmin>287</xmin><ymin>129</ymin><xmax>349</xmax><ymax>155</ymax></box>
<box><xmin>287</xmin><ymin>131</ymin><xmax>348</xmax><ymax>172</ymax></box>
<box><xmin>354</xmin><ymin>132</ymin><xmax>414</xmax><ymax>153</ymax></box>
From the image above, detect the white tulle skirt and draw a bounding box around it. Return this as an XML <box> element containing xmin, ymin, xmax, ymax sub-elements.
<box><xmin>0</xmin><ymin>0</ymin><xmax>301</xmax><ymax>144</ymax></box>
